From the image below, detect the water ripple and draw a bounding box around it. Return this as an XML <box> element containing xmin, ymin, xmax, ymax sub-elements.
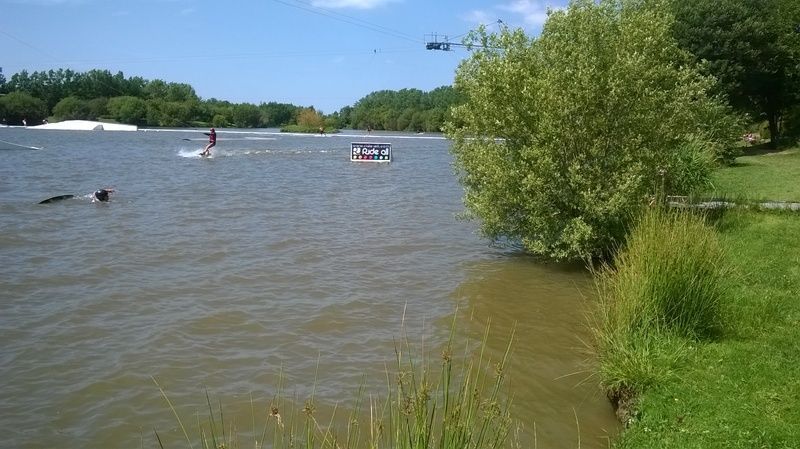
<box><xmin>0</xmin><ymin>128</ymin><xmax>618</xmax><ymax>448</ymax></box>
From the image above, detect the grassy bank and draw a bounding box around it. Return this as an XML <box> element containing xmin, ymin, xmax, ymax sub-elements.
<box><xmin>709</xmin><ymin>146</ymin><xmax>800</xmax><ymax>201</ymax></box>
<box><xmin>598</xmin><ymin>145</ymin><xmax>800</xmax><ymax>448</ymax></box>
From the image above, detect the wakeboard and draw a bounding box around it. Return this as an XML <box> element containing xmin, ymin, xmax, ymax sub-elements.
<box><xmin>39</xmin><ymin>194</ymin><xmax>75</xmax><ymax>204</ymax></box>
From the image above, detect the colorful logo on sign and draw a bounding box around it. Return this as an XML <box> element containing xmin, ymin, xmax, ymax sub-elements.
<box><xmin>351</xmin><ymin>142</ymin><xmax>392</xmax><ymax>162</ymax></box>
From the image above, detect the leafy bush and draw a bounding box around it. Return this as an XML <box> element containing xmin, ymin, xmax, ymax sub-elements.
<box><xmin>107</xmin><ymin>95</ymin><xmax>147</xmax><ymax>125</ymax></box>
<box><xmin>52</xmin><ymin>96</ymin><xmax>91</xmax><ymax>120</ymax></box>
<box><xmin>446</xmin><ymin>0</ymin><xmax>740</xmax><ymax>261</ymax></box>
<box><xmin>211</xmin><ymin>114</ymin><xmax>228</xmax><ymax>128</ymax></box>
<box><xmin>87</xmin><ymin>97</ymin><xmax>108</xmax><ymax>120</ymax></box>
<box><xmin>232</xmin><ymin>103</ymin><xmax>262</xmax><ymax>128</ymax></box>
<box><xmin>0</xmin><ymin>91</ymin><xmax>47</xmax><ymax>125</ymax></box>
<box><xmin>296</xmin><ymin>107</ymin><xmax>325</xmax><ymax>129</ymax></box>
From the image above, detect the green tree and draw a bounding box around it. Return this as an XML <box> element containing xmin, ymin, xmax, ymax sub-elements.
<box><xmin>0</xmin><ymin>91</ymin><xmax>47</xmax><ymax>125</ymax></box>
<box><xmin>158</xmin><ymin>101</ymin><xmax>193</xmax><ymax>127</ymax></box>
<box><xmin>211</xmin><ymin>114</ymin><xmax>228</xmax><ymax>128</ymax></box>
<box><xmin>296</xmin><ymin>107</ymin><xmax>324</xmax><ymax>128</ymax></box>
<box><xmin>784</xmin><ymin>104</ymin><xmax>800</xmax><ymax>140</ymax></box>
<box><xmin>52</xmin><ymin>96</ymin><xmax>91</xmax><ymax>120</ymax></box>
<box><xmin>76</xmin><ymin>69</ymin><xmax>127</xmax><ymax>99</ymax></box>
<box><xmin>199</xmin><ymin>99</ymin><xmax>232</xmax><ymax>126</ymax></box>
<box><xmin>144</xmin><ymin>79</ymin><xmax>169</xmax><ymax>100</ymax></box>
<box><xmin>7</xmin><ymin>69</ymin><xmax>76</xmax><ymax>109</ymax></box>
<box><xmin>347</xmin><ymin>87</ymin><xmax>461</xmax><ymax>131</ymax></box>
<box><xmin>333</xmin><ymin>105</ymin><xmax>353</xmax><ymax>128</ymax></box>
<box><xmin>231</xmin><ymin>103</ymin><xmax>262</xmax><ymax>128</ymax></box>
<box><xmin>166</xmin><ymin>82</ymin><xmax>199</xmax><ymax>103</ymax></box>
<box><xmin>446</xmin><ymin>0</ymin><xmax>739</xmax><ymax>261</ymax></box>
<box><xmin>396</xmin><ymin>108</ymin><xmax>415</xmax><ymax>131</ymax></box>
<box><xmin>107</xmin><ymin>96</ymin><xmax>147</xmax><ymax>125</ymax></box>
<box><xmin>671</xmin><ymin>0</ymin><xmax>800</xmax><ymax>146</ymax></box>
<box><xmin>87</xmin><ymin>97</ymin><xmax>108</xmax><ymax>120</ymax></box>
<box><xmin>259</xmin><ymin>102</ymin><xmax>298</xmax><ymax>127</ymax></box>
<box><xmin>124</xmin><ymin>76</ymin><xmax>147</xmax><ymax>98</ymax></box>
<box><xmin>145</xmin><ymin>99</ymin><xmax>165</xmax><ymax>126</ymax></box>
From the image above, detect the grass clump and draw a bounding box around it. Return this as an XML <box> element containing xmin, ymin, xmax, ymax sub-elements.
<box><xmin>590</xmin><ymin>207</ymin><xmax>729</xmax><ymax>421</ymax></box>
<box><xmin>153</xmin><ymin>317</ymin><xmax>515</xmax><ymax>449</ymax></box>
<box><xmin>382</xmin><ymin>322</ymin><xmax>515</xmax><ymax>449</ymax></box>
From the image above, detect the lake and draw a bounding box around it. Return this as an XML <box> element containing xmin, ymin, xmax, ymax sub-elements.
<box><xmin>0</xmin><ymin>127</ymin><xmax>618</xmax><ymax>448</ymax></box>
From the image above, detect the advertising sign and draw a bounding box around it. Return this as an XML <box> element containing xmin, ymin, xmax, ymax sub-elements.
<box><xmin>351</xmin><ymin>142</ymin><xmax>392</xmax><ymax>162</ymax></box>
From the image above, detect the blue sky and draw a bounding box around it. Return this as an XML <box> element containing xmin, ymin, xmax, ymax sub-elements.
<box><xmin>1</xmin><ymin>0</ymin><xmax>566</xmax><ymax>113</ymax></box>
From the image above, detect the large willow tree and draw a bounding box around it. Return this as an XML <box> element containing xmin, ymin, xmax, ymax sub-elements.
<box><xmin>446</xmin><ymin>0</ymin><xmax>739</xmax><ymax>261</ymax></box>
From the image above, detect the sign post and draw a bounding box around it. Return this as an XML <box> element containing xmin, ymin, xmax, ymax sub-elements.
<box><xmin>351</xmin><ymin>142</ymin><xmax>392</xmax><ymax>162</ymax></box>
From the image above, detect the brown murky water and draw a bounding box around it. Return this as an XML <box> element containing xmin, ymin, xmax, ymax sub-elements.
<box><xmin>0</xmin><ymin>127</ymin><xmax>618</xmax><ymax>448</ymax></box>
<box><xmin>453</xmin><ymin>258</ymin><xmax>618</xmax><ymax>447</ymax></box>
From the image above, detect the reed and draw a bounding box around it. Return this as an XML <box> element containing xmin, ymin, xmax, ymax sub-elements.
<box><xmin>154</xmin><ymin>315</ymin><xmax>515</xmax><ymax>449</ymax></box>
<box><xmin>590</xmin><ymin>207</ymin><xmax>729</xmax><ymax>407</ymax></box>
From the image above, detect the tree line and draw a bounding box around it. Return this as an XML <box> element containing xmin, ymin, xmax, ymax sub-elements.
<box><xmin>0</xmin><ymin>68</ymin><xmax>461</xmax><ymax>132</ymax></box>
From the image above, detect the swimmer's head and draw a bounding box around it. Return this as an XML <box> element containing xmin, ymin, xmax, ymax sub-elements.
<box><xmin>93</xmin><ymin>189</ymin><xmax>111</xmax><ymax>202</ymax></box>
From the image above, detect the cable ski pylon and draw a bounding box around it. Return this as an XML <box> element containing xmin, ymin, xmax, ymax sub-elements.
<box><xmin>424</xmin><ymin>20</ymin><xmax>507</xmax><ymax>52</ymax></box>
<box><xmin>425</xmin><ymin>33</ymin><xmax>453</xmax><ymax>51</ymax></box>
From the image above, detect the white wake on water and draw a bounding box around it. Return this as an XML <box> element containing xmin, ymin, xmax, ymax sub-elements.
<box><xmin>177</xmin><ymin>147</ymin><xmax>340</xmax><ymax>159</ymax></box>
<box><xmin>178</xmin><ymin>149</ymin><xmax>203</xmax><ymax>158</ymax></box>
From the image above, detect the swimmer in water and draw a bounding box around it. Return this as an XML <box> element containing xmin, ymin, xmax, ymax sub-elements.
<box><xmin>92</xmin><ymin>188</ymin><xmax>114</xmax><ymax>203</ymax></box>
<box><xmin>39</xmin><ymin>187</ymin><xmax>115</xmax><ymax>204</ymax></box>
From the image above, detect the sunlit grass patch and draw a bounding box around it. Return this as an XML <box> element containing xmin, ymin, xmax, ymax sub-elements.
<box><xmin>708</xmin><ymin>145</ymin><xmax>800</xmax><ymax>202</ymax></box>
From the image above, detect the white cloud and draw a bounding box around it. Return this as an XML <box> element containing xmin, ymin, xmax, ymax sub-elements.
<box><xmin>310</xmin><ymin>0</ymin><xmax>396</xmax><ymax>9</ymax></box>
<box><xmin>462</xmin><ymin>9</ymin><xmax>495</xmax><ymax>27</ymax></box>
<box><xmin>180</xmin><ymin>7</ymin><xmax>195</xmax><ymax>15</ymax></box>
<box><xmin>499</xmin><ymin>0</ymin><xmax>553</xmax><ymax>27</ymax></box>
<box><xmin>463</xmin><ymin>1</ymin><xmax>564</xmax><ymax>30</ymax></box>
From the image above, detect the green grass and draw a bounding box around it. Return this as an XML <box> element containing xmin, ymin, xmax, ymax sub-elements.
<box><xmin>604</xmin><ymin>147</ymin><xmax>800</xmax><ymax>448</ymax></box>
<box><xmin>614</xmin><ymin>212</ymin><xmax>800</xmax><ymax>449</ymax></box>
<box><xmin>590</xmin><ymin>208</ymin><xmax>729</xmax><ymax>418</ymax></box>
<box><xmin>708</xmin><ymin>146</ymin><xmax>800</xmax><ymax>201</ymax></box>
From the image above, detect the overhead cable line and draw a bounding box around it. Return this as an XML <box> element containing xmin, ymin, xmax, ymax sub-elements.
<box><xmin>448</xmin><ymin>18</ymin><xmax>506</xmax><ymax>41</ymax></box>
<box><xmin>0</xmin><ymin>28</ymin><xmax>60</xmax><ymax>61</ymax></box>
<box><xmin>426</xmin><ymin>20</ymin><xmax>507</xmax><ymax>52</ymax></box>
<box><xmin>269</xmin><ymin>0</ymin><xmax>422</xmax><ymax>43</ymax></box>
<box><xmin>26</xmin><ymin>47</ymin><xmax>418</xmax><ymax>67</ymax></box>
